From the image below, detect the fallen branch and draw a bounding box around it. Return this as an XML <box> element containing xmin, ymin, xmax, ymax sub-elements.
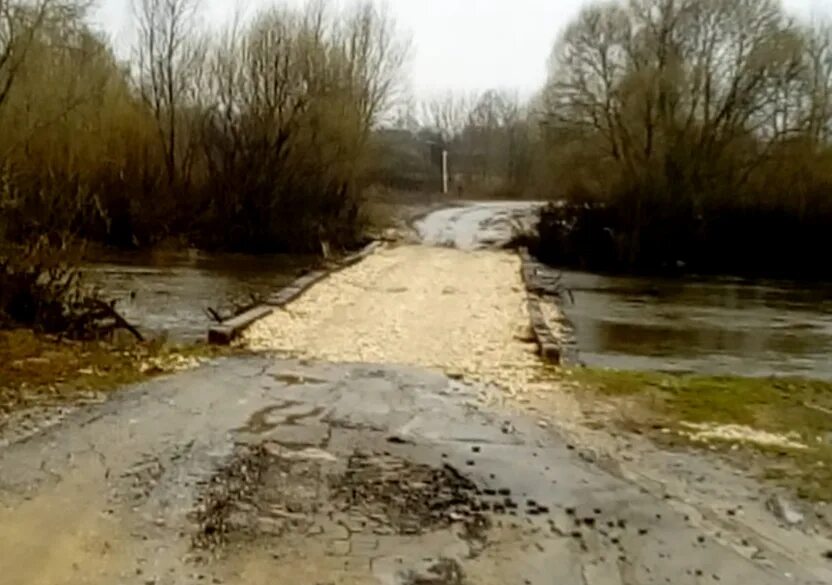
<box><xmin>80</xmin><ymin>299</ymin><xmax>145</xmax><ymax>342</ymax></box>
<box><xmin>204</xmin><ymin>307</ymin><xmax>223</xmax><ymax>323</ymax></box>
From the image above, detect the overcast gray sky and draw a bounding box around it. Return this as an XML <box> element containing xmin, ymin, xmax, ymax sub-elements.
<box><xmin>93</xmin><ymin>0</ymin><xmax>831</xmax><ymax>96</ymax></box>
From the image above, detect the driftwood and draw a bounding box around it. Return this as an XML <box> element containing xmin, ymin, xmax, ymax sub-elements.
<box><xmin>2</xmin><ymin>238</ymin><xmax>146</xmax><ymax>341</ymax></box>
<box><xmin>204</xmin><ymin>307</ymin><xmax>223</xmax><ymax>323</ymax></box>
<box><xmin>205</xmin><ymin>293</ymin><xmax>267</xmax><ymax>326</ymax></box>
<box><xmin>93</xmin><ymin>299</ymin><xmax>144</xmax><ymax>341</ymax></box>
<box><xmin>71</xmin><ymin>298</ymin><xmax>144</xmax><ymax>342</ymax></box>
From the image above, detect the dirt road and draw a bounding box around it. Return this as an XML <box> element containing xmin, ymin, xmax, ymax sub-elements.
<box><xmin>0</xmin><ymin>203</ymin><xmax>830</xmax><ymax>585</ymax></box>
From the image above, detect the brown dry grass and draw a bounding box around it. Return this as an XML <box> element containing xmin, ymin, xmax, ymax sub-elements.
<box><xmin>0</xmin><ymin>329</ymin><xmax>223</xmax><ymax>416</ymax></box>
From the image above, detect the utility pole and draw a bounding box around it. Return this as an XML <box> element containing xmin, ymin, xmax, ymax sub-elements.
<box><xmin>441</xmin><ymin>149</ymin><xmax>449</xmax><ymax>195</ymax></box>
<box><xmin>428</xmin><ymin>140</ymin><xmax>449</xmax><ymax>195</ymax></box>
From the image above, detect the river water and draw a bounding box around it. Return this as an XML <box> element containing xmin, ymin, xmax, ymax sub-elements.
<box><xmin>84</xmin><ymin>250</ymin><xmax>315</xmax><ymax>342</ymax></box>
<box><xmin>555</xmin><ymin>269</ymin><xmax>832</xmax><ymax>380</ymax></box>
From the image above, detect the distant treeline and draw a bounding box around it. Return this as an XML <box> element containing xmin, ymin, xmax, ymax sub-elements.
<box><xmin>0</xmin><ymin>0</ymin><xmax>407</xmax><ymax>254</ymax></box>
<box><xmin>371</xmin><ymin>89</ymin><xmax>539</xmax><ymax>198</ymax></box>
<box><xmin>532</xmin><ymin>0</ymin><xmax>832</xmax><ymax>278</ymax></box>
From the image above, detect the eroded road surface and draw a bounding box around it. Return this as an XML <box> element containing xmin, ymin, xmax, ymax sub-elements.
<box><xmin>1</xmin><ymin>203</ymin><xmax>830</xmax><ymax>585</ymax></box>
<box><xmin>415</xmin><ymin>200</ymin><xmax>541</xmax><ymax>250</ymax></box>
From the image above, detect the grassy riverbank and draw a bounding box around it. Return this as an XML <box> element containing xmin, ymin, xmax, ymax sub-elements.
<box><xmin>558</xmin><ymin>368</ymin><xmax>832</xmax><ymax>501</ymax></box>
<box><xmin>0</xmin><ymin>330</ymin><xmax>226</xmax><ymax>417</ymax></box>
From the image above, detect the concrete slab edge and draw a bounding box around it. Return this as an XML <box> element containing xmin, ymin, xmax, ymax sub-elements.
<box><xmin>208</xmin><ymin>241</ymin><xmax>383</xmax><ymax>345</ymax></box>
<box><xmin>518</xmin><ymin>247</ymin><xmax>580</xmax><ymax>366</ymax></box>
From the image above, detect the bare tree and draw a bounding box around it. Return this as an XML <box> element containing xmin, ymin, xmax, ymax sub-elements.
<box><xmin>420</xmin><ymin>91</ymin><xmax>477</xmax><ymax>142</ymax></box>
<box><xmin>545</xmin><ymin>0</ymin><xmax>804</xmax><ymax>184</ymax></box>
<box><xmin>134</xmin><ymin>0</ymin><xmax>202</xmax><ymax>186</ymax></box>
<box><xmin>340</xmin><ymin>2</ymin><xmax>409</xmax><ymax>136</ymax></box>
<box><xmin>0</xmin><ymin>0</ymin><xmax>56</xmax><ymax>109</ymax></box>
<box><xmin>803</xmin><ymin>23</ymin><xmax>832</xmax><ymax>143</ymax></box>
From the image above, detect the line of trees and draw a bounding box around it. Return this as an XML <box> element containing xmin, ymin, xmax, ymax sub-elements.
<box><xmin>534</xmin><ymin>0</ymin><xmax>832</xmax><ymax>277</ymax></box>
<box><xmin>422</xmin><ymin>90</ymin><xmax>535</xmax><ymax>196</ymax></box>
<box><xmin>0</xmin><ymin>0</ymin><xmax>408</xmax><ymax>254</ymax></box>
<box><xmin>3</xmin><ymin>0</ymin><xmax>830</xmax><ymax>281</ymax></box>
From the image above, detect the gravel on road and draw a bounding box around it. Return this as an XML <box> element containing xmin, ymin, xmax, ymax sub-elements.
<box><xmin>244</xmin><ymin>245</ymin><xmax>570</xmax><ymax>407</ymax></box>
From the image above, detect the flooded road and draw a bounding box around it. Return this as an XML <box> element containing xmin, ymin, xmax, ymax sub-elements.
<box><xmin>553</xmin><ymin>269</ymin><xmax>832</xmax><ymax>380</ymax></box>
<box><xmin>81</xmin><ymin>201</ymin><xmax>539</xmax><ymax>341</ymax></box>
<box><xmin>416</xmin><ymin>201</ymin><xmax>541</xmax><ymax>249</ymax></box>
<box><xmin>81</xmin><ymin>202</ymin><xmax>832</xmax><ymax>381</ymax></box>
<box><xmin>84</xmin><ymin>250</ymin><xmax>314</xmax><ymax>341</ymax></box>
<box><xmin>417</xmin><ymin>202</ymin><xmax>832</xmax><ymax>380</ymax></box>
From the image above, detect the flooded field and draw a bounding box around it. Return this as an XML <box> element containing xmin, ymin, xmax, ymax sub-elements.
<box><xmin>555</xmin><ymin>269</ymin><xmax>832</xmax><ymax>380</ymax></box>
<box><xmin>84</xmin><ymin>250</ymin><xmax>315</xmax><ymax>341</ymax></box>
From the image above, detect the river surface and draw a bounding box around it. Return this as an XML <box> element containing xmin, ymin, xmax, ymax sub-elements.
<box><xmin>554</xmin><ymin>269</ymin><xmax>832</xmax><ymax>380</ymax></box>
<box><xmin>84</xmin><ymin>250</ymin><xmax>315</xmax><ymax>341</ymax></box>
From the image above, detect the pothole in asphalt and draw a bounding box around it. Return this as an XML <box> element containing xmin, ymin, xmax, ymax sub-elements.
<box><xmin>191</xmin><ymin>444</ymin><xmax>272</xmax><ymax>550</ymax></box>
<box><xmin>190</xmin><ymin>444</ymin><xmax>491</xmax><ymax>553</ymax></box>
<box><xmin>331</xmin><ymin>452</ymin><xmax>491</xmax><ymax>540</ymax></box>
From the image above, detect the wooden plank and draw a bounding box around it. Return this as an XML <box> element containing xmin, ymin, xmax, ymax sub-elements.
<box><xmin>209</xmin><ymin>241</ymin><xmax>383</xmax><ymax>344</ymax></box>
<box><xmin>208</xmin><ymin>306</ymin><xmax>273</xmax><ymax>346</ymax></box>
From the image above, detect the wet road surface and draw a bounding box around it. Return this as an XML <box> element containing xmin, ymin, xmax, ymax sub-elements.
<box><xmin>1</xmin><ymin>357</ymin><xmax>827</xmax><ymax>584</ymax></box>
<box><xmin>416</xmin><ymin>201</ymin><xmax>541</xmax><ymax>249</ymax></box>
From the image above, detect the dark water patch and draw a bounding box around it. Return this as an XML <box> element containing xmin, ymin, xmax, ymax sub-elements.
<box><xmin>545</xmin><ymin>268</ymin><xmax>832</xmax><ymax>380</ymax></box>
<box><xmin>83</xmin><ymin>249</ymin><xmax>316</xmax><ymax>341</ymax></box>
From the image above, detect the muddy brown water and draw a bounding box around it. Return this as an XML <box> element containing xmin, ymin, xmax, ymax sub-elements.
<box><xmin>83</xmin><ymin>249</ymin><xmax>316</xmax><ymax>341</ymax></box>
<box><xmin>550</xmin><ymin>268</ymin><xmax>832</xmax><ymax>380</ymax></box>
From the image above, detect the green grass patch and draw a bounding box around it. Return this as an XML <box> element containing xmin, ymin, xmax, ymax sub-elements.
<box><xmin>556</xmin><ymin>367</ymin><xmax>832</xmax><ymax>501</ymax></box>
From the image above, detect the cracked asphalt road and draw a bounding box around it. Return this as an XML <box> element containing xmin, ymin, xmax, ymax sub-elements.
<box><xmin>2</xmin><ymin>357</ymin><xmax>827</xmax><ymax>585</ymax></box>
<box><xmin>0</xmin><ymin>203</ymin><xmax>830</xmax><ymax>585</ymax></box>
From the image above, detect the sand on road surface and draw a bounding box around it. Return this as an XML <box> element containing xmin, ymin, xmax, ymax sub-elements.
<box><xmin>244</xmin><ymin>244</ymin><xmax>561</xmax><ymax>404</ymax></box>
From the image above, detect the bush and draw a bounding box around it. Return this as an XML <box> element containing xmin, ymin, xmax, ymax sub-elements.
<box><xmin>0</xmin><ymin>1</ymin><xmax>407</xmax><ymax>256</ymax></box>
<box><xmin>532</xmin><ymin>0</ymin><xmax>832</xmax><ymax>278</ymax></box>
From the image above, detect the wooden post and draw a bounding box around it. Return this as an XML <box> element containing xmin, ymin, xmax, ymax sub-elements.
<box><xmin>441</xmin><ymin>149</ymin><xmax>449</xmax><ymax>195</ymax></box>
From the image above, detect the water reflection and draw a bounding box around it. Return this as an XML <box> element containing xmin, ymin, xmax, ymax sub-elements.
<box><xmin>554</xmin><ymin>270</ymin><xmax>832</xmax><ymax>380</ymax></box>
<box><xmin>83</xmin><ymin>249</ymin><xmax>315</xmax><ymax>342</ymax></box>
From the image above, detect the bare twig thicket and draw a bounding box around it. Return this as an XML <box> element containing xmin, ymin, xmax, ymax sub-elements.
<box><xmin>533</xmin><ymin>0</ymin><xmax>832</xmax><ymax>276</ymax></box>
<box><xmin>401</xmin><ymin>90</ymin><xmax>535</xmax><ymax>197</ymax></box>
<box><xmin>0</xmin><ymin>0</ymin><xmax>407</xmax><ymax>250</ymax></box>
<box><xmin>0</xmin><ymin>0</ymin><xmax>407</xmax><ymax>332</ymax></box>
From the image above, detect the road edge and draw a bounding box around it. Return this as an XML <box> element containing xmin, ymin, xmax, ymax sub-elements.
<box><xmin>208</xmin><ymin>241</ymin><xmax>382</xmax><ymax>345</ymax></box>
<box><xmin>519</xmin><ymin>247</ymin><xmax>579</xmax><ymax>365</ymax></box>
